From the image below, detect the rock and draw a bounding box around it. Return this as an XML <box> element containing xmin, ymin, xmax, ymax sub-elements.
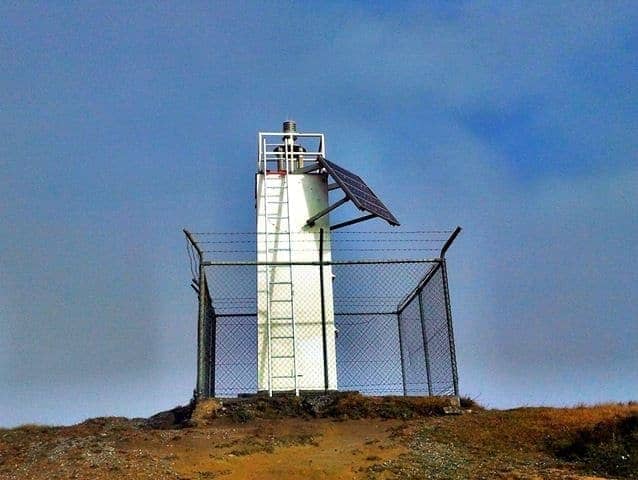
<box><xmin>443</xmin><ymin>406</ymin><xmax>462</xmax><ymax>415</ymax></box>
<box><xmin>146</xmin><ymin>403</ymin><xmax>195</xmax><ymax>430</ymax></box>
<box><xmin>302</xmin><ymin>395</ymin><xmax>336</xmax><ymax>416</ymax></box>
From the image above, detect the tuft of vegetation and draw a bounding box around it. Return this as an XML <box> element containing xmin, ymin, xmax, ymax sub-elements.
<box><xmin>551</xmin><ymin>412</ymin><xmax>638</xmax><ymax>478</ymax></box>
<box><xmin>326</xmin><ymin>392</ymin><xmax>375</xmax><ymax>419</ymax></box>
<box><xmin>145</xmin><ymin>402</ymin><xmax>195</xmax><ymax>429</ymax></box>
<box><xmin>5</xmin><ymin>424</ymin><xmax>58</xmax><ymax>434</ymax></box>
<box><xmin>324</xmin><ymin>393</ymin><xmax>454</xmax><ymax>420</ymax></box>
<box><xmin>230</xmin><ymin>405</ymin><xmax>254</xmax><ymax>424</ymax></box>
<box><xmin>459</xmin><ymin>396</ymin><xmax>484</xmax><ymax>410</ymax></box>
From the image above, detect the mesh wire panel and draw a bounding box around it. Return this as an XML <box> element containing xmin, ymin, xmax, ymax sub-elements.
<box><xmin>205</xmin><ymin>264</ymin><xmax>256</xmax><ymax>316</ymax></box>
<box><xmin>334</xmin><ymin>313</ymin><xmax>403</xmax><ymax>394</ymax></box>
<box><xmin>214</xmin><ymin>314</ymin><xmax>257</xmax><ymax>397</ymax></box>
<box><xmin>420</xmin><ymin>265</ymin><xmax>456</xmax><ymax>395</ymax></box>
<box><xmin>196</xmin><ymin>259</ymin><xmax>457</xmax><ymax>397</ymax></box>
<box><xmin>204</xmin><ymin>265</ymin><xmax>257</xmax><ymax>396</ymax></box>
<box><xmin>331</xmin><ymin>262</ymin><xmax>438</xmax><ymax>395</ymax></box>
<box><xmin>399</xmin><ymin>295</ymin><xmax>429</xmax><ymax>396</ymax></box>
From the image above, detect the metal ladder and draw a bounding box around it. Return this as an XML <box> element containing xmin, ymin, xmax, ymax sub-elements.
<box><xmin>262</xmin><ymin>154</ymin><xmax>298</xmax><ymax>396</ymax></box>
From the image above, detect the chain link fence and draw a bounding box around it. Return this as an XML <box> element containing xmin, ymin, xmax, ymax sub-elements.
<box><xmin>185</xmin><ymin>229</ymin><xmax>460</xmax><ymax>398</ymax></box>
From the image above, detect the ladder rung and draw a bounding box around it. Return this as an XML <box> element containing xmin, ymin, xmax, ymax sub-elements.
<box><xmin>272</xmin><ymin>375</ymin><xmax>296</xmax><ymax>379</ymax></box>
<box><xmin>267</xmin><ymin>201</ymin><xmax>288</xmax><ymax>204</ymax></box>
<box><xmin>271</xmin><ymin>316</ymin><xmax>293</xmax><ymax>320</ymax></box>
<box><xmin>271</xmin><ymin>335</ymin><xmax>294</xmax><ymax>340</ymax></box>
<box><xmin>271</xmin><ymin>299</ymin><xmax>292</xmax><ymax>303</ymax></box>
<box><xmin>270</xmin><ymin>281</ymin><xmax>292</xmax><ymax>285</ymax></box>
<box><xmin>271</xmin><ymin>355</ymin><xmax>295</xmax><ymax>359</ymax></box>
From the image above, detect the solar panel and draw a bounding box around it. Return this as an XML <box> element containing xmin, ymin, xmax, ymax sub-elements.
<box><xmin>318</xmin><ymin>157</ymin><xmax>400</xmax><ymax>226</ymax></box>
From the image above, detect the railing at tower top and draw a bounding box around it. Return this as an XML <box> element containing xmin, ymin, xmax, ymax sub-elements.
<box><xmin>258</xmin><ymin>132</ymin><xmax>326</xmax><ymax>173</ymax></box>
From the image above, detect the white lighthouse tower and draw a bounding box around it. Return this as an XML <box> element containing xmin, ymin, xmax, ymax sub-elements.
<box><xmin>256</xmin><ymin>121</ymin><xmax>337</xmax><ymax>395</ymax></box>
<box><xmin>256</xmin><ymin>121</ymin><xmax>400</xmax><ymax>396</ymax></box>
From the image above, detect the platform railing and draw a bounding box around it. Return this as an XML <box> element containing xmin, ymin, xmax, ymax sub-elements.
<box><xmin>258</xmin><ymin>132</ymin><xmax>325</xmax><ymax>173</ymax></box>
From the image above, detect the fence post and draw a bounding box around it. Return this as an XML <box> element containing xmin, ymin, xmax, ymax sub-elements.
<box><xmin>208</xmin><ymin>283</ymin><xmax>216</xmax><ymax>398</ymax></box>
<box><xmin>319</xmin><ymin>228</ymin><xmax>329</xmax><ymax>392</ymax></box>
<box><xmin>441</xmin><ymin>259</ymin><xmax>459</xmax><ymax>396</ymax></box>
<box><xmin>397</xmin><ymin>312</ymin><xmax>408</xmax><ymax>396</ymax></box>
<box><xmin>185</xmin><ymin>229</ymin><xmax>211</xmax><ymax>399</ymax></box>
<box><xmin>417</xmin><ymin>288</ymin><xmax>433</xmax><ymax>396</ymax></box>
<box><xmin>197</xmin><ymin>262</ymin><xmax>209</xmax><ymax>397</ymax></box>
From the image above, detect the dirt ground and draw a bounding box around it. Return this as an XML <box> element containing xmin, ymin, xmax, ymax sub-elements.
<box><xmin>1</xmin><ymin>397</ymin><xmax>636</xmax><ymax>480</ymax></box>
<box><xmin>161</xmin><ymin>418</ymin><xmax>407</xmax><ymax>480</ymax></box>
<box><xmin>0</xmin><ymin>417</ymin><xmax>407</xmax><ymax>480</ymax></box>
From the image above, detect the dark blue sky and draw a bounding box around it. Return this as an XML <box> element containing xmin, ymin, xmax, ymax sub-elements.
<box><xmin>2</xmin><ymin>2</ymin><xmax>636</xmax><ymax>426</ymax></box>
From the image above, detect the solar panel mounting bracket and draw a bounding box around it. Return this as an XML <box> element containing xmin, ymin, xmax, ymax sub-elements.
<box><xmin>306</xmin><ymin>196</ymin><xmax>349</xmax><ymax>227</ymax></box>
<box><xmin>308</xmin><ymin>156</ymin><xmax>400</xmax><ymax>229</ymax></box>
<box><xmin>329</xmin><ymin>214</ymin><xmax>376</xmax><ymax>231</ymax></box>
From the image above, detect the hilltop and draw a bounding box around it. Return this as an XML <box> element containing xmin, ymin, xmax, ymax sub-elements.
<box><xmin>1</xmin><ymin>393</ymin><xmax>636</xmax><ymax>479</ymax></box>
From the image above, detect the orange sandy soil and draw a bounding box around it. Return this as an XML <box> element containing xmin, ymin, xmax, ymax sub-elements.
<box><xmin>149</xmin><ymin>418</ymin><xmax>407</xmax><ymax>480</ymax></box>
<box><xmin>1</xmin><ymin>402</ymin><xmax>636</xmax><ymax>480</ymax></box>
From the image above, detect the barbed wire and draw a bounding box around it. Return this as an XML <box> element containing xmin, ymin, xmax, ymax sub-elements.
<box><xmin>189</xmin><ymin>230</ymin><xmax>453</xmax><ymax>260</ymax></box>
<box><xmin>192</xmin><ymin>230</ymin><xmax>454</xmax><ymax>235</ymax></box>
<box><xmin>202</xmin><ymin>248</ymin><xmax>440</xmax><ymax>253</ymax></box>
<box><xmin>185</xmin><ymin>238</ymin><xmax>198</xmax><ymax>279</ymax></box>
<box><xmin>197</xmin><ymin>238</ymin><xmax>446</xmax><ymax>244</ymax></box>
<box><xmin>334</xmin><ymin>295</ymin><xmax>403</xmax><ymax>299</ymax></box>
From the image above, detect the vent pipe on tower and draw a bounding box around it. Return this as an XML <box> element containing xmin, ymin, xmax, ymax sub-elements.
<box><xmin>275</xmin><ymin>120</ymin><xmax>306</xmax><ymax>171</ymax></box>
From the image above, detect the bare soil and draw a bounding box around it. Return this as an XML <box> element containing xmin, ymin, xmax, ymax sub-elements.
<box><xmin>1</xmin><ymin>394</ymin><xmax>636</xmax><ymax>479</ymax></box>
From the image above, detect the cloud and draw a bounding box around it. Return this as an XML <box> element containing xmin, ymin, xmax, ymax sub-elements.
<box><xmin>318</xmin><ymin>2</ymin><xmax>636</xmax><ymax>106</ymax></box>
<box><xmin>433</xmin><ymin>138</ymin><xmax>638</xmax><ymax>406</ymax></box>
<box><xmin>1</xmin><ymin>2</ymin><xmax>636</xmax><ymax>425</ymax></box>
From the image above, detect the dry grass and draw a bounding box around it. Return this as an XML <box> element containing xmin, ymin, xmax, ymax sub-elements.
<box><xmin>458</xmin><ymin>395</ymin><xmax>484</xmax><ymax>410</ymax></box>
<box><xmin>552</xmin><ymin>410</ymin><xmax>638</xmax><ymax>478</ymax></box>
<box><xmin>325</xmin><ymin>393</ymin><xmax>456</xmax><ymax>419</ymax></box>
<box><xmin>414</xmin><ymin>401</ymin><xmax>638</xmax><ymax>463</ymax></box>
<box><xmin>371</xmin><ymin>401</ymin><xmax>638</xmax><ymax>479</ymax></box>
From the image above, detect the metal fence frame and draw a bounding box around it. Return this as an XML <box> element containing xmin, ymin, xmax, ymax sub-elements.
<box><xmin>185</xmin><ymin>227</ymin><xmax>461</xmax><ymax>399</ymax></box>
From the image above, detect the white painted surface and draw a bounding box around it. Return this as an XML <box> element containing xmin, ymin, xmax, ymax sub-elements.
<box><xmin>256</xmin><ymin>172</ymin><xmax>338</xmax><ymax>392</ymax></box>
